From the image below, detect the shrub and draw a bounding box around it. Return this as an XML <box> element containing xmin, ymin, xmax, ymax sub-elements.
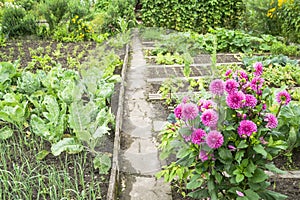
<box><xmin>275</xmin><ymin>0</ymin><xmax>300</xmax><ymax>43</ymax></box>
<box><xmin>14</xmin><ymin>0</ymin><xmax>36</xmax><ymax>11</ymax></box>
<box><xmin>96</xmin><ymin>0</ymin><xmax>136</xmax><ymax>33</ymax></box>
<box><xmin>242</xmin><ymin>0</ymin><xmax>299</xmax><ymax>43</ymax></box>
<box><xmin>141</xmin><ymin>0</ymin><xmax>245</xmax><ymax>33</ymax></box>
<box><xmin>67</xmin><ymin>0</ymin><xmax>90</xmax><ymax>20</ymax></box>
<box><xmin>37</xmin><ymin>0</ymin><xmax>68</xmax><ymax>31</ymax></box>
<box><xmin>1</xmin><ymin>2</ymin><xmax>37</xmax><ymax>37</ymax></box>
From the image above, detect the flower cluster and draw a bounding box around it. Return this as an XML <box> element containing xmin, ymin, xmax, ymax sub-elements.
<box><xmin>168</xmin><ymin>62</ymin><xmax>291</xmax><ymax>198</ymax></box>
<box><xmin>69</xmin><ymin>15</ymin><xmax>94</xmax><ymax>40</ymax></box>
<box><xmin>175</xmin><ymin>62</ymin><xmax>290</xmax><ymax>155</ymax></box>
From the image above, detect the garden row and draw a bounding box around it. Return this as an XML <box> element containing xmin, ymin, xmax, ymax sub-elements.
<box><xmin>141</xmin><ymin>28</ymin><xmax>300</xmax><ymax>103</ymax></box>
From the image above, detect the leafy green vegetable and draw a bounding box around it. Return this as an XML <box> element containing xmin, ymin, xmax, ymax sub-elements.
<box><xmin>51</xmin><ymin>138</ymin><xmax>83</xmax><ymax>156</ymax></box>
<box><xmin>17</xmin><ymin>71</ymin><xmax>41</xmax><ymax>94</ymax></box>
<box><xmin>0</xmin><ymin>62</ymin><xmax>18</xmax><ymax>91</ymax></box>
<box><xmin>0</xmin><ymin>126</ymin><xmax>14</xmax><ymax>140</ymax></box>
<box><xmin>93</xmin><ymin>153</ymin><xmax>111</xmax><ymax>174</ymax></box>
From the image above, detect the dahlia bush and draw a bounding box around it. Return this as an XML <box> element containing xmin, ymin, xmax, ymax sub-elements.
<box><xmin>157</xmin><ymin>62</ymin><xmax>291</xmax><ymax>199</ymax></box>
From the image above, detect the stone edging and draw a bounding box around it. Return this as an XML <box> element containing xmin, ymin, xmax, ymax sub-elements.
<box><xmin>107</xmin><ymin>43</ymin><xmax>129</xmax><ymax>200</ymax></box>
<box><xmin>266</xmin><ymin>170</ymin><xmax>300</xmax><ymax>179</ymax></box>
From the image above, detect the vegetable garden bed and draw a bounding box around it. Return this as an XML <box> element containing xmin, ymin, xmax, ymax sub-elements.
<box><xmin>0</xmin><ymin>37</ymin><xmax>128</xmax><ymax>199</ymax></box>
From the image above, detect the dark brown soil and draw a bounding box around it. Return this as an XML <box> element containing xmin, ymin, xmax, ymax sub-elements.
<box><xmin>0</xmin><ymin>40</ymin><xmax>99</xmax><ymax>69</ymax></box>
<box><xmin>274</xmin><ymin>147</ymin><xmax>300</xmax><ymax>170</ymax></box>
<box><xmin>270</xmin><ymin>178</ymin><xmax>300</xmax><ymax>199</ymax></box>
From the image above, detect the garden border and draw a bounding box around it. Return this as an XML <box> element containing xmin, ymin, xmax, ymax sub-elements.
<box><xmin>107</xmin><ymin>44</ymin><xmax>129</xmax><ymax>200</ymax></box>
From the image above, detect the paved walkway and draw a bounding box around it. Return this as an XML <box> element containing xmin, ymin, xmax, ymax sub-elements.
<box><xmin>119</xmin><ymin>29</ymin><xmax>172</xmax><ymax>200</ymax></box>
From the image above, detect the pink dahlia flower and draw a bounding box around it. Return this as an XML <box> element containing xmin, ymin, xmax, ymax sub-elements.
<box><xmin>198</xmin><ymin>99</ymin><xmax>215</xmax><ymax>112</ymax></box>
<box><xmin>182</xmin><ymin>96</ymin><xmax>189</xmax><ymax>104</ymax></box>
<box><xmin>225</xmin><ymin>79</ymin><xmax>239</xmax><ymax>94</ymax></box>
<box><xmin>191</xmin><ymin>129</ymin><xmax>206</xmax><ymax>145</ymax></box>
<box><xmin>238</xmin><ymin>120</ymin><xmax>257</xmax><ymax>137</ymax></box>
<box><xmin>250</xmin><ymin>77</ymin><xmax>264</xmax><ymax>92</ymax></box>
<box><xmin>199</xmin><ymin>150</ymin><xmax>209</xmax><ymax>162</ymax></box>
<box><xmin>264</xmin><ymin>113</ymin><xmax>278</xmax><ymax>129</ymax></box>
<box><xmin>226</xmin><ymin>91</ymin><xmax>245</xmax><ymax>109</ymax></box>
<box><xmin>181</xmin><ymin>103</ymin><xmax>199</xmax><ymax>120</ymax></box>
<box><xmin>201</xmin><ymin>109</ymin><xmax>218</xmax><ymax>128</ymax></box>
<box><xmin>236</xmin><ymin>70</ymin><xmax>248</xmax><ymax>81</ymax></box>
<box><xmin>174</xmin><ymin>104</ymin><xmax>183</xmax><ymax>119</ymax></box>
<box><xmin>262</xmin><ymin>103</ymin><xmax>267</xmax><ymax>110</ymax></box>
<box><xmin>206</xmin><ymin>130</ymin><xmax>224</xmax><ymax>149</ymax></box>
<box><xmin>253</xmin><ymin>62</ymin><xmax>263</xmax><ymax>77</ymax></box>
<box><xmin>244</xmin><ymin>94</ymin><xmax>257</xmax><ymax>108</ymax></box>
<box><xmin>276</xmin><ymin>90</ymin><xmax>291</xmax><ymax>105</ymax></box>
<box><xmin>225</xmin><ymin>69</ymin><xmax>232</xmax><ymax>77</ymax></box>
<box><xmin>182</xmin><ymin>135</ymin><xmax>192</xmax><ymax>142</ymax></box>
<box><xmin>209</xmin><ymin>79</ymin><xmax>225</xmax><ymax>96</ymax></box>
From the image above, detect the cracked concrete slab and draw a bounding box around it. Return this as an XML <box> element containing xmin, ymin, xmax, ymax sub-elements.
<box><xmin>121</xmin><ymin>138</ymin><xmax>161</xmax><ymax>175</ymax></box>
<box><xmin>129</xmin><ymin>177</ymin><xmax>172</xmax><ymax>200</ymax></box>
<box><xmin>130</xmin><ymin>126</ymin><xmax>152</xmax><ymax>138</ymax></box>
<box><xmin>119</xmin><ymin>29</ymin><xmax>171</xmax><ymax>200</ymax></box>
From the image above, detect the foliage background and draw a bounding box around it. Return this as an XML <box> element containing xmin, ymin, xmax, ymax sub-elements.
<box><xmin>141</xmin><ymin>0</ymin><xmax>245</xmax><ymax>33</ymax></box>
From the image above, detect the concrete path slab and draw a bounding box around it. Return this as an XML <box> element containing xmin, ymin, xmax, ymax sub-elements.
<box><xmin>129</xmin><ymin>177</ymin><xmax>172</xmax><ymax>200</ymax></box>
<box><xmin>119</xmin><ymin>29</ymin><xmax>172</xmax><ymax>199</ymax></box>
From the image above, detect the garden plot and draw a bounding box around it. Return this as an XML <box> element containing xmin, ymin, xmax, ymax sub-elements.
<box><xmin>140</xmin><ymin>31</ymin><xmax>300</xmax><ymax>199</ymax></box>
<box><xmin>0</xmin><ymin>37</ymin><xmax>128</xmax><ymax>200</ymax></box>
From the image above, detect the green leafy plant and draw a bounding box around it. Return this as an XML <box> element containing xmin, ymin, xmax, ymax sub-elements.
<box><xmin>27</xmin><ymin>54</ymin><xmax>56</xmax><ymax>71</ymax></box>
<box><xmin>155</xmin><ymin>52</ymin><xmax>184</xmax><ymax>65</ymax></box>
<box><xmin>1</xmin><ymin>2</ymin><xmax>37</xmax><ymax>37</ymax></box>
<box><xmin>30</xmin><ymin>95</ymin><xmax>67</xmax><ymax>143</ymax></box>
<box><xmin>159</xmin><ymin>76</ymin><xmax>184</xmax><ymax>105</ymax></box>
<box><xmin>37</xmin><ymin>0</ymin><xmax>68</xmax><ymax>32</ymax></box>
<box><xmin>142</xmin><ymin>0</ymin><xmax>245</xmax><ymax>33</ymax></box>
<box><xmin>0</xmin><ymin>92</ymin><xmax>28</xmax><ymax>133</ymax></box>
<box><xmin>270</xmin><ymin>41</ymin><xmax>300</xmax><ymax>56</ymax></box>
<box><xmin>0</xmin><ymin>32</ymin><xmax>6</xmax><ymax>47</ymax></box>
<box><xmin>275</xmin><ymin>101</ymin><xmax>300</xmax><ymax>151</ymax></box>
<box><xmin>95</xmin><ymin>0</ymin><xmax>136</xmax><ymax>34</ymax></box>
<box><xmin>0</xmin><ymin>46</ymin><xmax>120</xmax><ymax>174</ymax></box>
<box><xmin>207</xmin><ymin>28</ymin><xmax>277</xmax><ymax>53</ymax></box>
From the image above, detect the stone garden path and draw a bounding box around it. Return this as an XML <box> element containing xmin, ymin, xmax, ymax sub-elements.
<box><xmin>118</xmin><ymin>29</ymin><xmax>172</xmax><ymax>200</ymax></box>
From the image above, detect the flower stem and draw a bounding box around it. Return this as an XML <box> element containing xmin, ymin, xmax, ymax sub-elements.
<box><xmin>276</xmin><ymin>103</ymin><xmax>283</xmax><ymax>118</ymax></box>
